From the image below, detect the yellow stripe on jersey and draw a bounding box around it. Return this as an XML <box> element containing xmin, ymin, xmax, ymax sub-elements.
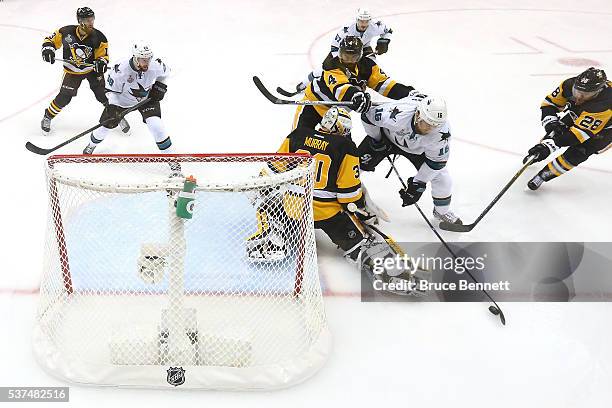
<box><xmin>292</xmin><ymin>105</ymin><xmax>304</xmax><ymax>130</ymax></box>
<box><xmin>541</xmin><ymin>79</ymin><xmax>569</xmax><ymax>109</ymax></box>
<box><xmin>336</xmin><ymin>153</ymin><xmax>362</xmax><ymax>204</ymax></box>
<box><xmin>313</xmin><ymin>199</ymin><xmax>343</xmax><ymax>221</ymax></box>
<box><xmin>43</xmin><ymin>29</ymin><xmax>63</xmax><ymax>49</ymax></box>
<box><xmin>367</xmin><ymin>65</ymin><xmax>395</xmax><ymax>97</ymax></box>
<box><xmin>94</xmin><ymin>41</ymin><xmax>109</xmax><ymax>62</ymax></box>
<box><xmin>557</xmin><ymin>155</ymin><xmax>574</xmax><ymax>171</ymax></box>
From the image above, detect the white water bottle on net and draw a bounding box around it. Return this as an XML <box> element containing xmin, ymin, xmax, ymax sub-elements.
<box><xmin>34</xmin><ymin>153</ymin><xmax>330</xmax><ymax>390</ymax></box>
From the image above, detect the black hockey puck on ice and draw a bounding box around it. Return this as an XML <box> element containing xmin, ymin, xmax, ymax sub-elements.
<box><xmin>489</xmin><ymin>306</ymin><xmax>500</xmax><ymax>315</ymax></box>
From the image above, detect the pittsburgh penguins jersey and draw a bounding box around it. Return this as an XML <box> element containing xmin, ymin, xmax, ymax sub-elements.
<box><xmin>275</xmin><ymin>127</ymin><xmax>363</xmax><ymax>221</ymax></box>
<box><xmin>42</xmin><ymin>26</ymin><xmax>109</xmax><ymax>75</ymax></box>
<box><xmin>541</xmin><ymin>78</ymin><xmax>612</xmax><ymax>144</ymax></box>
<box><xmin>330</xmin><ymin>21</ymin><xmax>393</xmax><ymax>57</ymax></box>
<box><xmin>105</xmin><ymin>57</ymin><xmax>170</xmax><ymax>108</ymax></box>
<box><xmin>300</xmin><ymin>58</ymin><xmax>412</xmax><ymax>122</ymax></box>
<box><xmin>363</xmin><ymin>99</ymin><xmax>452</xmax><ymax>174</ymax></box>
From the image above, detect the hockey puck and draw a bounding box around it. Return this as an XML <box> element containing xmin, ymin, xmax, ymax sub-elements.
<box><xmin>488</xmin><ymin>306</ymin><xmax>500</xmax><ymax>315</ymax></box>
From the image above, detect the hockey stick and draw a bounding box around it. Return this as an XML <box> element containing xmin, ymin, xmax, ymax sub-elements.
<box><xmin>348</xmin><ymin>203</ymin><xmax>403</xmax><ymax>256</ymax></box>
<box><xmin>253</xmin><ymin>76</ymin><xmax>382</xmax><ymax>107</ymax></box>
<box><xmin>56</xmin><ymin>58</ymin><xmax>94</xmax><ymax>67</ymax></box>
<box><xmin>276</xmin><ymin>86</ymin><xmax>301</xmax><ymax>97</ymax></box>
<box><xmin>25</xmin><ymin>98</ymin><xmax>151</xmax><ymax>155</ymax></box>
<box><xmin>386</xmin><ymin>157</ymin><xmax>506</xmax><ymax>325</ymax></box>
<box><xmin>438</xmin><ymin>156</ymin><xmax>536</xmax><ymax>233</ymax></box>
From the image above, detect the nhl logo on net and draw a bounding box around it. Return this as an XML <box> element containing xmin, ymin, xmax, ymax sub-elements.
<box><xmin>166</xmin><ymin>366</ymin><xmax>186</xmax><ymax>386</ymax></box>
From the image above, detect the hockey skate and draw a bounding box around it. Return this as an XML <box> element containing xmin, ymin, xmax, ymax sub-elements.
<box><xmin>41</xmin><ymin>113</ymin><xmax>52</xmax><ymax>135</ymax></box>
<box><xmin>246</xmin><ymin>230</ymin><xmax>287</xmax><ymax>262</ymax></box>
<box><xmin>119</xmin><ymin>118</ymin><xmax>131</xmax><ymax>135</ymax></box>
<box><xmin>83</xmin><ymin>142</ymin><xmax>97</xmax><ymax>155</ymax></box>
<box><xmin>528</xmin><ymin>168</ymin><xmax>554</xmax><ymax>190</ymax></box>
<box><xmin>433</xmin><ymin>208</ymin><xmax>463</xmax><ymax>225</ymax></box>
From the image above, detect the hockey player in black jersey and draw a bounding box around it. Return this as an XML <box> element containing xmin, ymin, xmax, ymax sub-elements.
<box><xmin>525</xmin><ymin>67</ymin><xmax>611</xmax><ymax>189</ymax></box>
<box><xmin>292</xmin><ymin>36</ymin><xmax>418</xmax><ymax>130</ymax></box>
<box><xmin>40</xmin><ymin>7</ymin><xmax>129</xmax><ymax>135</ymax></box>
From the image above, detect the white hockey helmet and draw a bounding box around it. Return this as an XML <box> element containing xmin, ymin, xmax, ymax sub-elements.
<box><xmin>356</xmin><ymin>8</ymin><xmax>372</xmax><ymax>21</ymax></box>
<box><xmin>319</xmin><ymin>106</ymin><xmax>352</xmax><ymax>136</ymax></box>
<box><xmin>417</xmin><ymin>96</ymin><xmax>447</xmax><ymax>126</ymax></box>
<box><xmin>132</xmin><ymin>42</ymin><xmax>154</xmax><ymax>60</ymax></box>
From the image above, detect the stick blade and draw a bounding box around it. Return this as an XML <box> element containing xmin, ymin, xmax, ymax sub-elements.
<box><xmin>438</xmin><ymin>221</ymin><xmax>474</xmax><ymax>232</ymax></box>
<box><xmin>276</xmin><ymin>87</ymin><xmax>298</xmax><ymax>97</ymax></box>
<box><xmin>252</xmin><ymin>76</ymin><xmax>284</xmax><ymax>104</ymax></box>
<box><xmin>25</xmin><ymin>141</ymin><xmax>51</xmax><ymax>156</ymax></box>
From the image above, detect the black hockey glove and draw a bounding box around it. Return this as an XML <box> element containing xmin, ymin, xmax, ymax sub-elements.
<box><xmin>541</xmin><ymin>116</ymin><xmax>566</xmax><ymax>136</ymax></box>
<box><xmin>399</xmin><ymin>177</ymin><xmax>426</xmax><ymax>207</ymax></box>
<box><xmin>42</xmin><ymin>47</ymin><xmax>55</xmax><ymax>64</ymax></box>
<box><xmin>524</xmin><ymin>138</ymin><xmax>560</xmax><ymax>164</ymax></box>
<box><xmin>376</xmin><ymin>38</ymin><xmax>390</xmax><ymax>55</ymax></box>
<box><xmin>93</xmin><ymin>58</ymin><xmax>108</xmax><ymax>74</ymax></box>
<box><xmin>350</xmin><ymin>91</ymin><xmax>372</xmax><ymax>113</ymax></box>
<box><xmin>148</xmin><ymin>81</ymin><xmax>167</xmax><ymax>102</ymax></box>
<box><xmin>358</xmin><ymin>135</ymin><xmax>393</xmax><ymax>172</ymax></box>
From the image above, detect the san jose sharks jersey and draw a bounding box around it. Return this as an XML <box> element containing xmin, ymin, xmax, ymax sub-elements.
<box><xmin>42</xmin><ymin>25</ymin><xmax>109</xmax><ymax>75</ymax></box>
<box><xmin>330</xmin><ymin>21</ymin><xmax>392</xmax><ymax>57</ymax></box>
<box><xmin>363</xmin><ymin>98</ymin><xmax>452</xmax><ymax>167</ymax></box>
<box><xmin>105</xmin><ymin>57</ymin><xmax>170</xmax><ymax>108</ymax></box>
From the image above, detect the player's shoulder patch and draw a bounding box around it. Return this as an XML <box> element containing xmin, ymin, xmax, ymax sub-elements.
<box><xmin>343</xmin><ymin>26</ymin><xmax>349</xmax><ymax>33</ymax></box>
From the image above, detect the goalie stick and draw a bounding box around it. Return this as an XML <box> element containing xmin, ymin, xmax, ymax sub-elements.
<box><xmin>253</xmin><ymin>76</ymin><xmax>382</xmax><ymax>107</ymax></box>
<box><xmin>386</xmin><ymin>157</ymin><xmax>506</xmax><ymax>325</ymax></box>
<box><xmin>438</xmin><ymin>156</ymin><xmax>536</xmax><ymax>233</ymax></box>
<box><xmin>25</xmin><ymin>98</ymin><xmax>151</xmax><ymax>155</ymax></box>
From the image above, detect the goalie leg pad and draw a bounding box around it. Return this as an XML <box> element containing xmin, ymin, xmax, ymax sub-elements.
<box><xmin>314</xmin><ymin>211</ymin><xmax>366</xmax><ymax>260</ymax></box>
<box><xmin>246</xmin><ymin>209</ymin><xmax>287</xmax><ymax>262</ymax></box>
<box><xmin>359</xmin><ymin>233</ymin><xmax>429</xmax><ymax>297</ymax></box>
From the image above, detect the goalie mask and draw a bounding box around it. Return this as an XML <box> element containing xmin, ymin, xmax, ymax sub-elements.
<box><xmin>317</xmin><ymin>107</ymin><xmax>352</xmax><ymax>136</ymax></box>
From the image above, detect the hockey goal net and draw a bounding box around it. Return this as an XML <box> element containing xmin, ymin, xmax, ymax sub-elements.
<box><xmin>34</xmin><ymin>153</ymin><xmax>330</xmax><ymax>390</ymax></box>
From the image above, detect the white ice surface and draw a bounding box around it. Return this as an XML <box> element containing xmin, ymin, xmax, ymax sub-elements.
<box><xmin>0</xmin><ymin>0</ymin><xmax>611</xmax><ymax>406</ymax></box>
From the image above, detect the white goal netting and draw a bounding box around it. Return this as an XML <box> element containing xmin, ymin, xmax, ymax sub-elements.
<box><xmin>33</xmin><ymin>153</ymin><xmax>330</xmax><ymax>390</ymax></box>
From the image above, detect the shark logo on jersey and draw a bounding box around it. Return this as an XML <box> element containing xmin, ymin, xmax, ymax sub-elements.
<box><xmin>129</xmin><ymin>83</ymin><xmax>148</xmax><ymax>99</ymax></box>
<box><xmin>390</xmin><ymin>107</ymin><xmax>401</xmax><ymax>121</ymax></box>
<box><xmin>440</xmin><ymin>131</ymin><xmax>451</xmax><ymax>141</ymax></box>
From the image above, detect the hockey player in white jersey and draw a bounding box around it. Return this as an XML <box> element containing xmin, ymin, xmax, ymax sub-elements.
<box><xmin>358</xmin><ymin>96</ymin><xmax>462</xmax><ymax>225</ymax></box>
<box><xmin>82</xmin><ymin>42</ymin><xmax>175</xmax><ymax>157</ymax></box>
<box><xmin>293</xmin><ymin>8</ymin><xmax>393</xmax><ymax>94</ymax></box>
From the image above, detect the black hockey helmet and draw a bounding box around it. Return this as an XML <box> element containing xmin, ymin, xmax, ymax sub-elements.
<box><xmin>76</xmin><ymin>7</ymin><xmax>95</xmax><ymax>23</ymax></box>
<box><xmin>339</xmin><ymin>36</ymin><xmax>363</xmax><ymax>65</ymax></box>
<box><xmin>573</xmin><ymin>67</ymin><xmax>607</xmax><ymax>93</ymax></box>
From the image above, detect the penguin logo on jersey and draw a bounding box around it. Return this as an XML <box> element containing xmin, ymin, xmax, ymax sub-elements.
<box><xmin>69</xmin><ymin>43</ymin><xmax>93</xmax><ymax>66</ymax></box>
